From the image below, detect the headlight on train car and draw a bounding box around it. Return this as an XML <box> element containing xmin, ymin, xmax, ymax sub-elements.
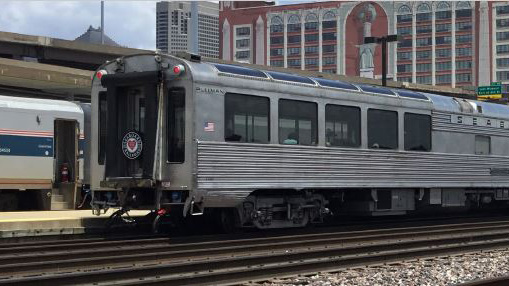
<box><xmin>95</xmin><ymin>70</ymin><xmax>108</xmax><ymax>80</ymax></box>
<box><xmin>172</xmin><ymin>64</ymin><xmax>185</xmax><ymax>75</ymax></box>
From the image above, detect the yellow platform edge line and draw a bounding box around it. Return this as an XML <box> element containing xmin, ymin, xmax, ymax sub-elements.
<box><xmin>0</xmin><ymin>217</ymin><xmax>79</xmax><ymax>223</ymax></box>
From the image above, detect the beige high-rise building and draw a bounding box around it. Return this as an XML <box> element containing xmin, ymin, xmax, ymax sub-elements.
<box><xmin>156</xmin><ymin>1</ymin><xmax>219</xmax><ymax>58</ymax></box>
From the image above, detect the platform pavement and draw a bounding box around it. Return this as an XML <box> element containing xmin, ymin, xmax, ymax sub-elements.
<box><xmin>0</xmin><ymin>210</ymin><xmax>151</xmax><ymax>238</ymax></box>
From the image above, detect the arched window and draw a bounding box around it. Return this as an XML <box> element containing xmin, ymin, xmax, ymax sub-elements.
<box><xmin>323</xmin><ymin>10</ymin><xmax>336</xmax><ymax>21</ymax></box>
<box><xmin>417</xmin><ymin>3</ymin><xmax>431</xmax><ymax>12</ymax></box>
<box><xmin>436</xmin><ymin>1</ymin><xmax>451</xmax><ymax>11</ymax></box>
<box><xmin>322</xmin><ymin>11</ymin><xmax>336</xmax><ymax>29</ymax></box>
<box><xmin>287</xmin><ymin>14</ymin><xmax>301</xmax><ymax>33</ymax></box>
<box><xmin>456</xmin><ymin>1</ymin><xmax>472</xmax><ymax>18</ymax></box>
<box><xmin>416</xmin><ymin>3</ymin><xmax>431</xmax><ymax>21</ymax></box>
<box><xmin>397</xmin><ymin>5</ymin><xmax>412</xmax><ymax>23</ymax></box>
<box><xmin>305</xmin><ymin>13</ymin><xmax>318</xmax><ymax>31</ymax></box>
<box><xmin>305</xmin><ymin>13</ymin><xmax>318</xmax><ymax>22</ymax></box>
<box><xmin>456</xmin><ymin>1</ymin><xmax>471</xmax><ymax>9</ymax></box>
<box><xmin>398</xmin><ymin>5</ymin><xmax>412</xmax><ymax>14</ymax></box>
<box><xmin>270</xmin><ymin>16</ymin><xmax>283</xmax><ymax>33</ymax></box>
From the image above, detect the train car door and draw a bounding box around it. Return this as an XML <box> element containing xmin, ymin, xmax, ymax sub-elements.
<box><xmin>101</xmin><ymin>71</ymin><xmax>160</xmax><ymax>181</ymax></box>
<box><xmin>53</xmin><ymin>119</ymin><xmax>79</xmax><ymax>209</ymax></box>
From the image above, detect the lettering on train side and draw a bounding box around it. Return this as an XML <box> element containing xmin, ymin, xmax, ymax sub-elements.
<box><xmin>195</xmin><ymin>86</ymin><xmax>225</xmax><ymax>96</ymax></box>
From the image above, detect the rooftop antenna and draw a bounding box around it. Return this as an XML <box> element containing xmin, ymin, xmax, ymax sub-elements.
<box><xmin>101</xmin><ymin>1</ymin><xmax>105</xmax><ymax>44</ymax></box>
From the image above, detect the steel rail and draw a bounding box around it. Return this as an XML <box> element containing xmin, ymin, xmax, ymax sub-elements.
<box><xmin>457</xmin><ymin>276</ymin><xmax>509</xmax><ymax>286</ymax></box>
<box><xmin>1</xmin><ymin>235</ymin><xmax>509</xmax><ymax>286</ymax></box>
<box><xmin>1</xmin><ymin>223</ymin><xmax>509</xmax><ymax>285</ymax></box>
<box><xmin>0</xmin><ymin>214</ymin><xmax>503</xmax><ymax>251</ymax></box>
<box><xmin>1</xmin><ymin>220</ymin><xmax>509</xmax><ymax>270</ymax></box>
<box><xmin>1</xmin><ymin>218</ymin><xmax>509</xmax><ymax>257</ymax></box>
<box><xmin>2</xmin><ymin>225</ymin><xmax>509</xmax><ymax>276</ymax></box>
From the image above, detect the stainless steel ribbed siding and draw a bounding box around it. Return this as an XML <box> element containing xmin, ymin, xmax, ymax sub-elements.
<box><xmin>197</xmin><ymin>141</ymin><xmax>509</xmax><ymax>190</ymax></box>
<box><xmin>433</xmin><ymin>112</ymin><xmax>509</xmax><ymax>137</ymax></box>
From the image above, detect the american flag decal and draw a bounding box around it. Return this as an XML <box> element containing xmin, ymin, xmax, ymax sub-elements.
<box><xmin>204</xmin><ymin>122</ymin><xmax>215</xmax><ymax>132</ymax></box>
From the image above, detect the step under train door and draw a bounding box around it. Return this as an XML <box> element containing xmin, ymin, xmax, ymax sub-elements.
<box><xmin>53</xmin><ymin>119</ymin><xmax>79</xmax><ymax>210</ymax></box>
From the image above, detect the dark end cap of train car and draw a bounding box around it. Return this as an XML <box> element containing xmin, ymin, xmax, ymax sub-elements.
<box><xmin>100</xmin><ymin>71</ymin><xmax>163</xmax><ymax>87</ymax></box>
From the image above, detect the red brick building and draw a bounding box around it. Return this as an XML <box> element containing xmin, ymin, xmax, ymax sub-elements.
<box><xmin>220</xmin><ymin>1</ymin><xmax>509</xmax><ymax>91</ymax></box>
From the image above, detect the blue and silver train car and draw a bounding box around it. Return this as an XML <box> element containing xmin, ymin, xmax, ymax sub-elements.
<box><xmin>0</xmin><ymin>95</ymin><xmax>87</xmax><ymax>211</ymax></box>
<box><xmin>90</xmin><ymin>53</ymin><xmax>509</xmax><ymax>229</ymax></box>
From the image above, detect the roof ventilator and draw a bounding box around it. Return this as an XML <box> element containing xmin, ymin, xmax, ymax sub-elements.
<box><xmin>453</xmin><ymin>98</ymin><xmax>474</xmax><ymax>113</ymax></box>
<box><xmin>175</xmin><ymin>52</ymin><xmax>201</xmax><ymax>62</ymax></box>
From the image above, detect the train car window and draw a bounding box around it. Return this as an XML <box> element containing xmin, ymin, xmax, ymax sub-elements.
<box><xmin>225</xmin><ymin>93</ymin><xmax>270</xmax><ymax>143</ymax></box>
<box><xmin>368</xmin><ymin>109</ymin><xmax>398</xmax><ymax>149</ymax></box>
<box><xmin>266</xmin><ymin>71</ymin><xmax>316</xmax><ymax>85</ymax></box>
<box><xmin>358</xmin><ymin>84</ymin><xmax>396</xmax><ymax>96</ymax></box>
<box><xmin>167</xmin><ymin>88</ymin><xmax>185</xmax><ymax>163</ymax></box>
<box><xmin>313</xmin><ymin>78</ymin><xmax>359</xmax><ymax>91</ymax></box>
<box><xmin>279</xmin><ymin>99</ymin><xmax>318</xmax><ymax>145</ymax></box>
<box><xmin>98</xmin><ymin>91</ymin><xmax>107</xmax><ymax>165</ymax></box>
<box><xmin>475</xmin><ymin>135</ymin><xmax>491</xmax><ymax>155</ymax></box>
<box><xmin>396</xmin><ymin>90</ymin><xmax>429</xmax><ymax>101</ymax></box>
<box><xmin>404</xmin><ymin>113</ymin><xmax>431</xmax><ymax>151</ymax></box>
<box><xmin>214</xmin><ymin>64</ymin><xmax>268</xmax><ymax>78</ymax></box>
<box><xmin>325</xmin><ymin>104</ymin><xmax>361</xmax><ymax>147</ymax></box>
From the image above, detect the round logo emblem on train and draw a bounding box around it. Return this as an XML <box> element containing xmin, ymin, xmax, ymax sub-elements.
<box><xmin>122</xmin><ymin>131</ymin><xmax>143</xmax><ymax>159</ymax></box>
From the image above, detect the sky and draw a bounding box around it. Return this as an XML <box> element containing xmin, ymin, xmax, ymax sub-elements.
<box><xmin>0</xmin><ymin>1</ymin><xmax>157</xmax><ymax>50</ymax></box>
<box><xmin>0</xmin><ymin>1</ymin><xmax>317</xmax><ymax>50</ymax></box>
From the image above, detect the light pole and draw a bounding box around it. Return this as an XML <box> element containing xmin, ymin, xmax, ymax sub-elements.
<box><xmin>364</xmin><ymin>35</ymin><xmax>399</xmax><ymax>86</ymax></box>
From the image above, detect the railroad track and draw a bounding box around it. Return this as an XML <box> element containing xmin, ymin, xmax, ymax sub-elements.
<box><xmin>458</xmin><ymin>275</ymin><xmax>509</xmax><ymax>286</ymax></box>
<box><xmin>1</xmin><ymin>219</ymin><xmax>509</xmax><ymax>285</ymax></box>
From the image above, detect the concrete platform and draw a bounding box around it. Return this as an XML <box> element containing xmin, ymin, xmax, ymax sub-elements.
<box><xmin>0</xmin><ymin>210</ymin><xmax>151</xmax><ymax>238</ymax></box>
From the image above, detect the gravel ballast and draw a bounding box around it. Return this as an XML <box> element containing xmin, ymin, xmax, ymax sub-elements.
<box><xmin>256</xmin><ymin>248</ymin><xmax>509</xmax><ymax>286</ymax></box>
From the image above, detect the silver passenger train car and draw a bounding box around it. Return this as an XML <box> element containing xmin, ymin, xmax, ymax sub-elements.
<box><xmin>90</xmin><ymin>53</ymin><xmax>509</xmax><ymax>229</ymax></box>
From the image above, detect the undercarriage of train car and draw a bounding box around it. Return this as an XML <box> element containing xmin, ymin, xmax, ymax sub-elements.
<box><xmin>227</xmin><ymin>187</ymin><xmax>509</xmax><ymax>230</ymax></box>
<box><xmin>92</xmin><ymin>184</ymin><xmax>509</xmax><ymax>231</ymax></box>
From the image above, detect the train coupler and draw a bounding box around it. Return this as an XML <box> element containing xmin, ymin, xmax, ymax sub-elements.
<box><xmin>105</xmin><ymin>207</ymin><xmax>136</xmax><ymax>229</ymax></box>
<box><xmin>151</xmin><ymin>207</ymin><xmax>171</xmax><ymax>233</ymax></box>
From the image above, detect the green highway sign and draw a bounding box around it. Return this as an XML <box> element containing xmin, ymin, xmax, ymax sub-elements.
<box><xmin>477</xmin><ymin>85</ymin><xmax>502</xmax><ymax>96</ymax></box>
<box><xmin>491</xmin><ymin>82</ymin><xmax>502</xmax><ymax>86</ymax></box>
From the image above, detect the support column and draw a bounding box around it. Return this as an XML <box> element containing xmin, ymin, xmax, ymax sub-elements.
<box><xmin>393</xmin><ymin>11</ymin><xmax>398</xmax><ymax>81</ymax></box>
<box><xmin>318</xmin><ymin>11</ymin><xmax>323</xmax><ymax>72</ymax></box>
<box><xmin>301</xmin><ymin>17</ymin><xmax>305</xmax><ymax>70</ymax></box>
<box><xmin>451</xmin><ymin>8</ymin><xmax>456</xmax><ymax>88</ymax></box>
<box><xmin>222</xmin><ymin>19</ymin><xmax>231</xmax><ymax>61</ymax></box>
<box><xmin>256</xmin><ymin>16</ymin><xmax>265</xmax><ymax>65</ymax></box>
<box><xmin>431</xmin><ymin>5</ymin><xmax>436</xmax><ymax>85</ymax></box>
<box><xmin>266</xmin><ymin>15</ymin><xmax>271</xmax><ymax>66</ymax></box>
<box><xmin>336</xmin><ymin>15</ymin><xmax>341</xmax><ymax>75</ymax></box>
<box><xmin>382</xmin><ymin>40</ymin><xmax>388</xmax><ymax>86</ymax></box>
<box><xmin>411</xmin><ymin>8</ymin><xmax>417</xmax><ymax>83</ymax></box>
<box><xmin>284</xmin><ymin>15</ymin><xmax>288</xmax><ymax>68</ymax></box>
<box><xmin>479</xmin><ymin>2</ymin><xmax>490</xmax><ymax>86</ymax></box>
